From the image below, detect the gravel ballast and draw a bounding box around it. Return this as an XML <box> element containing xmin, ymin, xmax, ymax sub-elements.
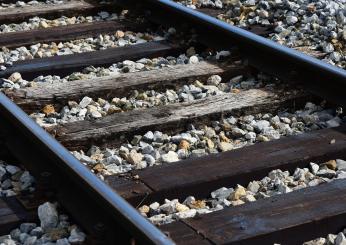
<box><xmin>71</xmin><ymin>102</ymin><xmax>345</xmax><ymax>178</ymax></box>
<box><xmin>177</xmin><ymin>0</ymin><xmax>346</xmax><ymax>69</ymax></box>
<box><xmin>0</xmin><ymin>159</ymin><xmax>34</xmax><ymax>197</ymax></box>
<box><xmin>0</xmin><ymin>31</ymin><xmax>163</xmax><ymax>68</ymax></box>
<box><xmin>0</xmin><ymin>11</ymin><xmax>122</xmax><ymax>33</ymax></box>
<box><xmin>0</xmin><ymin>202</ymin><xmax>86</xmax><ymax>245</ymax></box>
<box><xmin>138</xmin><ymin>159</ymin><xmax>346</xmax><ymax>225</ymax></box>
<box><xmin>0</xmin><ymin>48</ymin><xmax>230</xmax><ymax>90</ymax></box>
<box><xmin>30</xmin><ymin>72</ymin><xmax>279</xmax><ymax>127</ymax></box>
<box><xmin>0</xmin><ymin>0</ymin><xmax>66</xmax><ymax>10</ymax></box>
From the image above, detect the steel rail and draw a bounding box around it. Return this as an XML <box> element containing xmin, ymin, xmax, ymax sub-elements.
<box><xmin>0</xmin><ymin>92</ymin><xmax>174</xmax><ymax>245</ymax></box>
<box><xmin>115</xmin><ymin>0</ymin><xmax>346</xmax><ymax>106</ymax></box>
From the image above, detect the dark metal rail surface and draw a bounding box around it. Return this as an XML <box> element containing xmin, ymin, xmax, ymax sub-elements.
<box><xmin>0</xmin><ymin>92</ymin><xmax>174</xmax><ymax>244</ymax></box>
<box><xmin>0</xmin><ymin>0</ymin><xmax>345</xmax><ymax>244</ymax></box>
<box><xmin>115</xmin><ymin>0</ymin><xmax>346</xmax><ymax>107</ymax></box>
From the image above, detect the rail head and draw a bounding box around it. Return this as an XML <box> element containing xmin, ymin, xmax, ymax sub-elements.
<box><xmin>0</xmin><ymin>92</ymin><xmax>174</xmax><ymax>245</ymax></box>
<box><xmin>114</xmin><ymin>0</ymin><xmax>346</xmax><ymax>106</ymax></box>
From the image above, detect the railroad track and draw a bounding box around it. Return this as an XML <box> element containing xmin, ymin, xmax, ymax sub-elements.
<box><xmin>0</xmin><ymin>0</ymin><xmax>345</xmax><ymax>244</ymax></box>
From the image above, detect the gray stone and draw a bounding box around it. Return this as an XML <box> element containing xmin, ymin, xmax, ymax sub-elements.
<box><xmin>277</xmin><ymin>183</ymin><xmax>292</xmax><ymax>194</ymax></box>
<box><xmin>135</xmin><ymin>161</ymin><xmax>147</xmax><ymax>169</ymax></box>
<box><xmin>143</xmin><ymin>131</ymin><xmax>154</xmax><ymax>142</ymax></box>
<box><xmin>0</xmin><ymin>166</ymin><xmax>7</xmax><ymax>181</ymax></box>
<box><xmin>204</xmin><ymin>127</ymin><xmax>216</xmax><ymax>138</ymax></box>
<box><xmin>153</xmin><ymin>131</ymin><xmax>165</xmax><ymax>143</ymax></box>
<box><xmin>245</xmin><ymin>132</ymin><xmax>256</xmax><ymax>141</ymax></box>
<box><xmin>38</xmin><ymin>202</ymin><xmax>59</xmax><ymax>231</ymax></box>
<box><xmin>23</xmin><ymin>236</ymin><xmax>37</xmax><ymax>245</ymax></box>
<box><xmin>183</xmin><ymin>196</ymin><xmax>196</xmax><ymax>207</ymax></box>
<box><xmin>308</xmin><ymin>179</ymin><xmax>323</xmax><ymax>187</ymax></box>
<box><xmin>104</xmin><ymin>155</ymin><xmax>122</xmax><ymax>165</ymax></box>
<box><xmin>90</xmin><ymin>110</ymin><xmax>102</xmax><ymax>118</ymax></box>
<box><xmin>247</xmin><ymin>181</ymin><xmax>260</xmax><ymax>193</ymax></box>
<box><xmin>173</xmin><ymin>209</ymin><xmax>197</xmax><ymax>219</ymax></box>
<box><xmin>190</xmin><ymin>149</ymin><xmax>207</xmax><ymax>158</ymax></box>
<box><xmin>56</xmin><ymin>238</ymin><xmax>70</xmax><ymax>245</ymax></box>
<box><xmin>231</xmin><ymin>127</ymin><xmax>246</xmax><ymax>137</ymax></box>
<box><xmin>20</xmin><ymin>223</ymin><xmax>37</xmax><ymax>233</ymax></box>
<box><xmin>20</xmin><ymin>171</ymin><xmax>34</xmax><ymax>190</ymax></box>
<box><xmin>207</xmin><ymin>75</ymin><xmax>222</xmax><ymax>86</ymax></box>
<box><xmin>254</xmin><ymin>120</ymin><xmax>270</xmax><ymax>132</ymax></box>
<box><xmin>19</xmin><ymin>233</ymin><xmax>30</xmax><ymax>243</ymax></box>
<box><xmin>149</xmin><ymin>214</ymin><xmax>174</xmax><ymax>226</ymax></box>
<box><xmin>1</xmin><ymin>179</ymin><xmax>12</xmax><ymax>189</ymax></box>
<box><xmin>30</xmin><ymin>227</ymin><xmax>43</xmax><ymax>237</ymax></box>
<box><xmin>286</xmin><ymin>15</ymin><xmax>298</xmax><ymax>24</ymax></box>
<box><xmin>293</xmin><ymin>168</ymin><xmax>306</xmax><ymax>181</ymax></box>
<box><xmin>335</xmin><ymin>232</ymin><xmax>346</xmax><ymax>245</ymax></box>
<box><xmin>79</xmin><ymin>97</ymin><xmax>92</xmax><ymax>108</ymax></box>
<box><xmin>262</xmin><ymin>128</ymin><xmax>280</xmax><ymax>140</ymax></box>
<box><xmin>316</xmin><ymin>168</ymin><xmax>336</xmax><ymax>179</ymax></box>
<box><xmin>68</xmin><ymin>227</ymin><xmax>86</xmax><ymax>243</ymax></box>
<box><xmin>131</xmin><ymin>135</ymin><xmax>142</xmax><ymax>145</ymax></box>
<box><xmin>5</xmin><ymin>165</ymin><xmax>20</xmax><ymax>175</ymax></box>
<box><xmin>304</xmin><ymin>238</ymin><xmax>326</xmax><ymax>245</ymax></box>
<box><xmin>323</xmin><ymin>43</ymin><xmax>335</xmax><ymax>53</ymax></box>
<box><xmin>142</xmin><ymin>145</ymin><xmax>154</xmax><ymax>154</ymax></box>
<box><xmin>336</xmin><ymin>159</ymin><xmax>346</xmax><ymax>171</ymax></box>
<box><xmin>0</xmin><ymin>239</ymin><xmax>16</xmax><ymax>245</ymax></box>
<box><xmin>159</xmin><ymin>201</ymin><xmax>177</xmax><ymax>214</ymax></box>
<box><xmin>144</xmin><ymin>154</ymin><xmax>156</xmax><ymax>166</ymax></box>
<box><xmin>337</xmin><ymin>171</ymin><xmax>346</xmax><ymax>179</ymax></box>
<box><xmin>227</xmin><ymin>116</ymin><xmax>238</xmax><ymax>125</ymax></box>
<box><xmin>0</xmin><ymin>235</ymin><xmax>11</xmax><ymax>243</ymax></box>
<box><xmin>177</xmin><ymin>149</ymin><xmax>188</xmax><ymax>159</ymax></box>
<box><xmin>10</xmin><ymin>228</ymin><xmax>21</xmax><ymax>240</ymax></box>
<box><xmin>211</xmin><ymin>187</ymin><xmax>233</xmax><ymax>200</ymax></box>
<box><xmin>309</xmin><ymin>162</ymin><xmax>319</xmax><ymax>175</ymax></box>
<box><xmin>326</xmin><ymin>117</ymin><xmax>341</xmax><ymax>128</ymax></box>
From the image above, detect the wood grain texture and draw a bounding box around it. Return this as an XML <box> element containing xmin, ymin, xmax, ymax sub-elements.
<box><xmin>52</xmin><ymin>88</ymin><xmax>308</xmax><ymax>151</ymax></box>
<box><xmin>0</xmin><ymin>197</ymin><xmax>36</xmax><ymax>235</ymax></box>
<box><xmin>175</xmin><ymin>178</ymin><xmax>346</xmax><ymax>244</ymax></box>
<box><xmin>106</xmin><ymin>126</ymin><xmax>346</xmax><ymax>206</ymax></box>
<box><xmin>160</xmin><ymin>222</ymin><xmax>212</xmax><ymax>245</ymax></box>
<box><xmin>6</xmin><ymin>61</ymin><xmax>245</xmax><ymax>112</ymax></box>
<box><xmin>0</xmin><ymin>20</ymin><xmax>147</xmax><ymax>49</ymax></box>
<box><xmin>0</xmin><ymin>41</ymin><xmax>179</xmax><ymax>80</ymax></box>
<box><xmin>0</xmin><ymin>0</ymin><xmax>110</xmax><ymax>24</ymax></box>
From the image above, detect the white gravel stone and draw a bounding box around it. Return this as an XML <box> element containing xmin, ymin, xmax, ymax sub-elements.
<box><xmin>141</xmin><ymin>158</ymin><xmax>344</xmax><ymax>225</ymax></box>
<box><xmin>247</xmin><ymin>181</ymin><xmax>260</xmax><ymax>193</ymax></box>
<box><xmin>4</xmin><ymin>201</ymin><xmax>85</xmax><ymax>244</ymax></box>
<box><xmin>207</xmin><ymin>75</ymin><xmax>222</xmax><ymax>86</ymax></box>
<box><xmin>188</xmin><ymin>55</ymin><xmax>199</xmax><ymax>64</ymax></box>
<box><xmin>79</xmin><ymin>96</ymin><xmax>93</xmax><ymax>108</ymax></box>
<box><xmin>179</xmin><ymin>0</ymin><xmax>346</xmax><ymax>69</ymax></box>
<box><xmin>337</xmin><ymin>159</ymin><xmax>346</xmax><ymax>171</ymax></box>
<box><xmin>310</xmin><ymin>162</ymin><xmax>320</xmax><ymax>175</ymax></box>
<box><xmin>173</xmin><ymin>209</ymin><xmax>197</xmax><ymax>219</ymax></box>
<box><xmin>0</xmin><ymin>27</ymin><xmax>162</xmax><ymax>70</ymax></box>
<box><xmin>335</xmin><ymin>232</ymin><xmax>346</xmax><ymax>245</ymax></box>
<box><xmin>161</xmin><ymin>151</ymin><xmax>179</xmax><ymax>163</ymax></box>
